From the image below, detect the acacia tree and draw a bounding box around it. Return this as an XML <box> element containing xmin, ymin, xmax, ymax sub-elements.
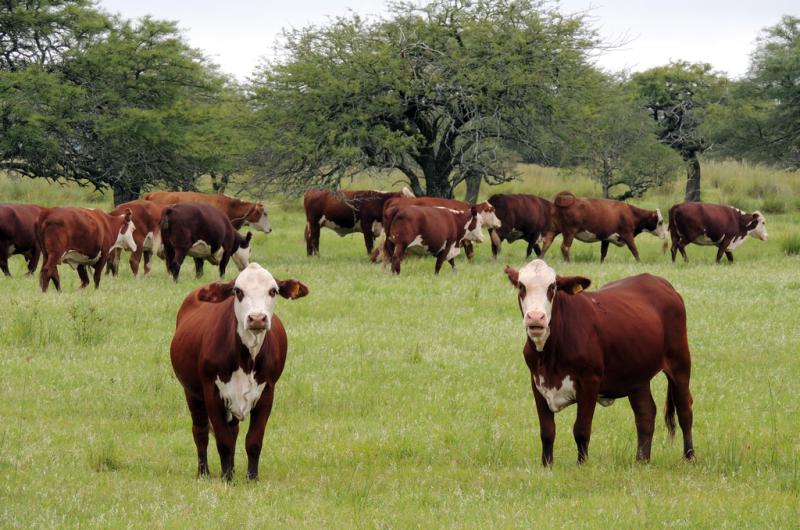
<box><xmin>249</xmin><ymin>0</ymin><xmax>599</xmax><ymax>199</ymax></box>
<box><xmin>632</xmin><ymin>62</ymin><xmax>725</xmax><ymax>201</ymax></box>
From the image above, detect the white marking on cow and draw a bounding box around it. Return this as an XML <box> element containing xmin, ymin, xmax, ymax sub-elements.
<box><xmin>61</xmin><ymin>250</ymin><xmax>101</xmax><ymax>269</ymax></box>
<box><xmin>215</xmin><ymin>368</ymin><xmax>266</xmax><ymax>422</ymax></box>
<box><xmin>444</xmin><ymin>243</ymin><xmax>461</xmax><ymax>261</ymax></box>
<box><xmin>188</xmin><ymin>240</ymin><xmax>225</xmax><ymax>264</ymax></box>
<box><xmin>652</xmin><ymin>208</ymin><xmax>667</xmax><ymax>241</ymax></box>
<box><xmin>111</xmin><ymin>219</ymin><xmax>137</xmax><ymax>253</ymax></box>
<box><xmin>401</xmin><ymin>186</ymin><xmax>415</xmax><ymax>198</ymax></box>
<box><xmin>749</xmin><ymin>211</ymin><xmax>768</xmax><ymax>241</ymax></box>
<box><xmin>576</xmin><ymin>230</ymin><xmax>598</xmax><ymax>243</ymax></box>
<box><xmin>597</xmin><ymin>396</ymin><xmax>615</xmax><ymax>407</ymax></box>
<box><xmin>478</xmin><ymin>204</ymin><xmax>502</xmax><ymax>229</ymax></box>
<box><xmin>231</xmin><ymin>244</ymin><xmax>251</xmax><ymax>270</ymax></box>
<box><xmin>319</xmin><ymin>215</ymin><xmax>358</xmax><ymax>236</ymax></box>
<box><xmin>370</xmin><ymin>220</ymin><xmax>383</xmax><ymax>237</ymax></box>
<box><xmin>405</xmin><ymin>234</ymin><xmax>429</xmax><ymax>256</ymax></box>
<box><xmin>727</xmin><ymin>235</ymin><xmax>747</xmax><ymax>251</ymax></box>
<box><xmin>535</xmin><ymin>375</ymin><xmax>576</xmax><ymax>413</ymax></box>
<box><xmin>249</xmin><ymin>212</ymin><xmax>272</xmax><ymax>233</ymax></box>
<box><xmin>8</xmin><ymin>245</ymin><xmax>15</xmax><ymax>254</ymax></box>
<box><xmin>462</xmin><ymin>215</ymin><xmax>485</xmax><ymax>243</ymax></box>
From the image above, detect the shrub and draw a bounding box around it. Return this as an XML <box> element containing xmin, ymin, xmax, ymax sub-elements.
<box><xmin>781</xmin><ymin>233</ymin><xmax>800</xmax><ymax>256</ymax></box>
<box><xmin>760</xmin><ymin>197</ymin><xmax>787</xmax><ymax>214</ymax></box>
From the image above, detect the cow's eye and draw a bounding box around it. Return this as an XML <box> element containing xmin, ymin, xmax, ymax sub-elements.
<box><xmin>233</xmin><ymin>287</ymin><xmax>244</xmax><ymax>301</ymax></box>
<box><xmin>269</xmin><ymin>287</ymin><xmax>278</xmax><ymax>297</ymax></box>
<box><xmin>547</xmin><ymin>283</ymin><xmax>556</xmax><ymax>300</ymax></box>
<box><xmin>517</xmin><ymin>284</ymin><xmax>525</xmax><ymax>297</ymax></box>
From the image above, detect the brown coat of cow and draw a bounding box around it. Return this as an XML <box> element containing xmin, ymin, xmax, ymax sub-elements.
<box><xmin>143</xmin><ymin>191</ymin><xmax>271</xmax><ymax>233</ymax></box>
<box><xmin>505</xmin><ymin>260</ymin><xmax>694</xmax><ymax>466</ymax></box>
<box><xmin>544</xmin><ymin>191</ymin><xmax>666</xmax><ymax>262</ymax></box>
<box><xmin>487</xmin><ymin>194</ymin><xmax>556</xmax><ymax>259</ymax></box>
<box><xmin>107</xmin><ymin>200</ymin><xmax>165</xmax><ymax>277</ymax></box>
<box><xmin>170</xmin><ymin>264</ymin><xmax>308</xmax><ymax>480</ymax></box>
<box><xmin>303</xmin><ymin>188</ymin><xmax>413</xmax><ymax>256</ymax></box>
<box><xmin>668</xmin><ymin>202</ymin><xmax>768</xmax><ymax>263</ymax></box>
<box><xmin>36</xmin><ymin>207</ymin><xmax>136</xmax><ymax>292</ymax></box>
<box><xmin>0</xmin><ymin>203</ymin><xmax>43</xmax><ymax>276</ymax></box>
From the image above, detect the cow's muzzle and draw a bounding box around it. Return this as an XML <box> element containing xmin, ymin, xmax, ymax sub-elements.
<box><xmin>246</xmin><ymin>313</ymin><xmax>269</xmax><ymax>331</ymax></box>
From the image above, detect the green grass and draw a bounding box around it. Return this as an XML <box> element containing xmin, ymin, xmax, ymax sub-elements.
<box><xmin>1</xmin><ymin>164</ymin><xmax>799</xmax><ymax>527</ymax></box>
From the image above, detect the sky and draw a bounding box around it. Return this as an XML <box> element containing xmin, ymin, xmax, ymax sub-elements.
<box><xmin>99</xmin><ymin>0</ymin><xmax>797</xmax><ymax>81</ymax></box>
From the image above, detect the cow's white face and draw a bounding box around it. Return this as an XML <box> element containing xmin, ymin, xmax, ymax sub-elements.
<box><xmin>478</xmin><ymin>203</ymin><xmax>502</xmax><ymax>229</ymax></box>
<box><xmin>463</xmin><ymin>214</ymin><xmax>485</xmax><ymax>243</ymax></box>
<box><xmin>652</xmin><ymin>208</ymin><xmax>667</xmax><ymax>241</ymax></box>
<box><xmin>112</xmin><ymin>220</ymin><xmax>137</xmax><ymax>253</ymax></box>
<box><xmin>513</xmin><ymin>259</ymin><xmax>557</xmax><ymax>350</ymax></box>
<box><xmin>250</xmin><ymin>212</ymin><xmax>272</xmax><ymax>233</ymax></box>
<box><xmin>749</xmin><ymin>211</ymin><xmax>768</xmax><ymax>241</ymax></box>
<box><xmin>232</xmin><ymin>264</ymin><xmax>279</xmax><ymax>354</ymax></box>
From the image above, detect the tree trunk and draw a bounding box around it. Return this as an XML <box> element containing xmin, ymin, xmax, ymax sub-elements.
<box><xmin>210</xmin><ymin>171</ymin><xmax>231</xmax><ymax>194</ymax></box>
<box><xmin>463</xmin><ymin>172</ymin><xmax>481</xmax><ymax>203</ymax></box>
<box><xmin>685</xmin><ymin>156</ymin><xmax>701</xmax><ymax>202</ymax></box>
<box><xmin>601</xmin><ymin>159</ymin><xmax>611</xmax><ymax>199</ymax></box>
<box><xmin>112</xmin><ymin>184</ymin><xmax>140</xmax><ymax>206</ymax></box>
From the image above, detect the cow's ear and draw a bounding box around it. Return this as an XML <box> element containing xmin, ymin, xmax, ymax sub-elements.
<box><xmin>277</xmin><ymin>279</ymin><xmax>309</xmax><ymax>300</ymax></box>
<box><xmin>746</xmin><ymin>213</ymin><xmax>762</xmax><ymax>230</ymax></box>
<box><xmin>197</xmin><ymin>281</ymin><xmax>235</xmax><ymax>303</ymax></box>
<box><xmin>556</xmin><ymin>275</ymin><xmax>591</xmax><ymax>295</ymax></box>
<box><xmin>504</xmin><ymin>265</ymin><xmax>519</xmax><ymax>287</ymax></box>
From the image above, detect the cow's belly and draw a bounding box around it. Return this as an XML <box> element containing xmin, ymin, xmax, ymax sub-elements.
<box><xmin>506</xmin><ymin>229</ymin><xmax>524</xmax><ymax>242</ymax></box>
<box><xmin>215</xmin><ymin>368</ymin><xmax>266</xmax><ymax>422</ymax></box>
<box><xmin>142</xmin><ymin>231</ymin><xmax>159</xmax><ymax>253</ymax></box>
<box><xmin>406</xmin><ymin>235</ymin><xmax>430</xmax><ymax>255</ymax></box>
<box><xmin>61</xmin><ymin>250</ymin><xmax>101</xmax><ymax>269</ymax></box>
<box><xmin>188</xmin><ymin>240</ymin><xmax>224</xmax><ymax>264</ymax></box>
<box><xmin>693</xmin><ymin>233</ymin><xmax>722</xmax><ymax>246</ymax></box>
<box><xmin>320</xmin><ymin>215</ymin><xmax>359</xmax><ymax>236</ymax></box>
<box><xmin>576</xmin><ymin>230</ymin><xmax>624</xmax><ymax>246</ymax></box>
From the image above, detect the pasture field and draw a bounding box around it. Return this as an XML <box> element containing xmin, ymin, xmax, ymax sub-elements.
<box><xmin>1</xmin><ymin>164</ymin><xmax>799</xmax><ymax>528</ymax></box>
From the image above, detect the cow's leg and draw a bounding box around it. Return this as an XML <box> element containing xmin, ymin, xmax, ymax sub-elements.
<box><xmin>245</xmin><ymin>384</ymin><xmax>275</xmax><ymax>480</ymax></box>
<box><xmin>27</xmin><ymin>246</ymin><xmax>41</xmax><ymax>275</ymax></box>
<box><xmin>77</xmin><ymin>265</ymin><xmax>90</xmax><ymax>289</ymax></box>
<box><xmin>628</xmin><ymin>385</ymin><xmax>657</xmax><ymax>462</ymax></box>
<box><xmin>665</xmin><ymin>371</ymin><xmax>694</xmax><ymax>460</ymax></box>
<box><xmin>622</xmin><ymin>233</ymin><xmax>640</xmax><ymax>262</ymax></box>
<box><xmin>142</xmin><ymin>250</ymin><xmax>153</xmax><ymax>276</ymax></box>
<box><xmin>670</xmin><ymin>237</ymin><xmax>678</xmax><ymax>262</ymax></box>
<box><xmin>434</xmin><ymin>247</ymin><xmax>449</xmax><ymax>274</ymax></box>
<box><xmin>560</xmin><ymin>231</ymin><xmax>575</xmax><ymax>262</ymax></box>
<box><xmin>391</xmin><ymin>243</ymin><xmax>406</xmax><ymax>275</ymax></box>
<box><xmin>573</xmin><ymin>379</ymin><xmax>600</xmax><ymax>463</ymax></box>
<box><xmin>463</xmin><ymin>241</ymin><xmax>474</xmax><ymax>261</ymax></box>
<box><xmin>532</xmin><ymin>381</ymin><xmax>556</xmax><ymax>467</ymax></box>
<box><xmin>104</xmin><ymin>248</ymin><xmax>118</xmax><ymax>276</ymax></box>
<box><xmin>40</xmin><ymin>256</ymin><xmax>60</xmax><ymax>292</ymax></box>
<box><xmin>165</xmin><ymin>246</ymin><xmax>185</xmax><ymax>282</ymax></box>
<box><xmin>525</xmin><ymin>238</ymin><xmax>535</xmax><ymax>259</ymax></box>
<box><xmin>184</xmin><ymin>390</ymin><xmax>210</xmax><ymax>477</ymax></box>
<box><xmin>362</xmin><ymin>230</ymin><xmax>375</xmax><ymax>255</ymax></box>
<box><xmin>540</xmin><ymin>231</ymin><xmax>557</xmax><ymax>256</ymax></box>
<box><xmin>448</xmin><ymin>258</ymin><xmax>456</xmax><ymax>270</ymax></box>
<box><xmin>92</xmin><ymin>259</ymin><xmax>106</xmax><ymax>288</ymax></box>
<box><xmin>305</xmin><ymin>220</ymin><xmax>320</xmax><ymax>256</ymax></box>
<box><xmin>218</xmin><ymin>254</ymin><xmax>230</xmax><ymax>278</ymax></box>
<box><xmin>129</xmin><ymin>247</ymin><xmax>142</xmax><ymax>276</ymax></box>
<box><xmin>194</xmin><ymin>258</ymin><xmax>205</xmax><ymax>278</ymax></box>
<box><xmin>0</xmin><ymin>246</ymin><xmax>10</xmax><ymax>276</ymax></box>
<box><xmin>600</xmin><ymin>240</ymin><xmax>610</xmax><ymax>263</ymax></box>
<box><xmin>203</xmin><ymin>386</ymin><xmax>238</xmax><ymax>481</ymax></box>
<box><xmin>382</xmin><ymin>239</ymin><xmax>395</xmax><ymax>267</ymax></box>
<box><xmin>725</xmin><ymin>250</ymin><xmax>734</xmax><ymax>262</ymax></box>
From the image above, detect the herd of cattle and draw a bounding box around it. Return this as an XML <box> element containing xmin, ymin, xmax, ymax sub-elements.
<box><xmin>0</xmin><ymin>186</ymin><xmax>773</xmax><ymax>480</ymax></box>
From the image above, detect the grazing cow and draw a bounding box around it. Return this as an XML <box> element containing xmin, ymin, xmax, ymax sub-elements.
<box><xmin>37</xmin><ymin>207</ymin><xmax>137</xmax><ymax>292</ymax></box>
<box><xmin>143</xmin><ymin>191</ymin><xmax>272</xmax><ymax>233</ymax></box>
<box><xmin>107</xmin><ymin>200</ymin><xmax>165</xmax><ymax>277</ymax></box>
<box><xmin>375</xmin><ymin>196</ymin><xmax>501</xmax><ymax>262</ymax></box>
<box><xmin>159</xmin><ymin>203</ymin><xmax>252</xmax><ymax>281</ymax></box>
<box><xmin>487</xmin><ymin>194</ymin><xmax>555</xmax><ymax>259</ymax></box>
<box><xmin>170</xmin><ymin>263</ymin><xmax>309</xmax><ymax>480</ymax></box>
<box><xmin>0</xmin><ymin>203</ymin><xmax>43</xmax><ymax>276</ymax></box>
<box><xmin>303</xmin><ymin>187</ymin><xmax>414</xmax><ymax>256</ymax></box>
<box><xmin>387</xmin><ymin>205</ymin><xmax>484</xmax><ymax>274</ymax></box>
<box><xmin>668</xmin><ymin>202</ymin><xmax>768</xmax><ymax>263</ymax></box>
<box><xmin>546</xmin><ymin>191</ymin><xmax>666</xmax><ymax>262</ymax></box>
<box><xmin>504</xmin><ymin>259</ymin><xmax>694</xmax><ymax>465</ymax></box>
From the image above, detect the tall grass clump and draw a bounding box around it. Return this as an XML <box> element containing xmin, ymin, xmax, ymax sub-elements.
<box><xmin>781</xmin><ymin>233</ymin><xmax>800</xmax><ymax>256</ymax></box>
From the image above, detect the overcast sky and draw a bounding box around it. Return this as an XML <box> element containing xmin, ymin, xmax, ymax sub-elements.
<box><xmin>99</xmin><ymin>0</ymin><xmax>797</xmax><ymax>81</ymax></box>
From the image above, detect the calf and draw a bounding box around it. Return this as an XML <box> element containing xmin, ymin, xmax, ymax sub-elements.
<box><xmin>144</xmin><ymin>191</ymin><xmax>272</xmax><ymax>233</ymax></box>
<box><xmin>159</xmin><ymin>203</ymin><xmax>252</xmax><ymax>281</ymax></box>
<box><xmin>37</xmin><ymin>207</ymin><xmax>137</xmax><ymax>292</ymax></box>
<box><xmin>170</xmin><ymin>263</ymin><xmax>308</xmax><ymax>480</ymax></box>
<box><xmin>388</xmin><ymin>205</ymin><xmax>484</xmax><ymax>274</ymax></box>
<box><xmin>487</xmin><ymin>194</ymin><xmax>555</xmax><ymax>259</ymax></box>
<box><xmin>669</xmin><ymin>202</ymin><xmax>768</xmax><ymax>263</ymax></box>
<box><xmin>547</xmin><ymin>191</ymin><xmax>666</xmax><ymax>262</ymax></box>
<box><xmin>303</xmin><ymin>187</ymin><xmax>413</xmax><ymax>256</ymax></box>
<box><xmin>0</xmin><ymin>203</ymin><xmax>43</xmax><ymax>276</ymax></box>
<box><xmin>505</xmin><ymin>259</ymin><xmax>694</xmax><ymax>465</ymax></box>
<box><xmin>107</xmin><ymin>200</ymin><xmax>165</xmax><ymax>277</ymax></box>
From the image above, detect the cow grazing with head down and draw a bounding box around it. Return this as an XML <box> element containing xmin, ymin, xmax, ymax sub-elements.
<box><xmin>387</xmin><ymin>205</ymin><xmax>484</xmax><ymax>274</ymax></box>
<box><xmin>487</xmin><ymin>194</ymin><xmax>555</xmax><ymax>259</ymax></box>
<box><xmin>668</xmin><ymin>202</ymin><xmax>768</xmax><ymax>263</ymax></box>
<box><xmin>144</xmin><ymin>191</ymin><xmax>272</xmax><ymax>233</ymax></box>
<box><xmin>303</xmin><ymin>187</ymin><xmax>414</xmax><ymax>256</ymax></box>
<box><xmin>36</xmin><ymin>207</ymin><xmax>137</xmax><ymax>292</ymax></box>
<box><xmin>170</xmin><ymin>263</ymin><xmax>309</xmax><ymax>480</ymax></box>
<box><xmin>107</xmin><ymin>199</ymin><xmax>165</xmax><ymax>277</ymax></box>
<box><xmin>159</xmin><ymin>203</ymin><xmax>252</xmax><ymax>282</ymax></box>
<box><xmin>545</xmin><ymin>191</ymin><xmax>667</xmax><ymax>262</ymax></box>
<box><xmin>0</xmin><ymin>203</ymin><xmax>43</xmax><ymax>276</ymax></box>
<box><xmin>505</xmin><ymin>259</ymin><xmax>694</xmax><ymax>465</ymax></box>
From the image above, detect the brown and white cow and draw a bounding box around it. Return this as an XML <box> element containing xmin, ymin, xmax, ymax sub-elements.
<box><xmin>107</xmin><ymin>199</ymin><xmax>165</xmax><ymax>277</ymax></box>
<box><xmin>144</xmin><ymin>191</ymin><xmax>272</xmax><ymax>233</ymax></box>
<box><xmin>170</xmin><ymin>263</ymin><xmax>308</xmax><ymax>480</ymax></box>
<box><xmin>487</xmin><ymin>194</ymin><xmax>555</xmax><ymax>259</ymax></box>
<box><xmin>375</xmin><ymin>196</ymin><xmax>501</xmax><ymax>262</ymax></box>
<box><xmin>668</xmin><ymin>202</ymin><xmax>768</xmax><ymax>263</ymax></box>
<box><xmin>37</xmin><ymin>207</ymin><xmax>137</xmax><ymax>292</ymax></box>
<box><xmin>303</xmin><ymin>187</ymin><xmax>414</xmax><ymax>256</ymax></box>
<box><xmin>159</xmin><ymin>203</ymin><xmax>252</xmax><ymax>282</ymax></box>
<box><xmin>545</xmin><ymin>191</ymin><xmax>666</xmax><ymax>262</ymax></box>
<box><xmin>387</xmin><ymin>205</ymin><xmax>484</xmax><ymax>274</ymax></box>
<box><xmin>0</xmin><ymin>203</ymin><xmax>43</xmax><ymax>276</ymax></box>
<box><xmin>504</xmin><ymin>259</ymin><xmax>694</xmax><ymax>465</ymax></box>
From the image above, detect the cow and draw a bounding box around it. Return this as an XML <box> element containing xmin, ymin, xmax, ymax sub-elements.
<box><xmin>387</xmin><ymin>205</ymin><xmax>484</xmax><ymax>274</ymax></box>
<box><xmin>668</xmin><ymin>202</ymin><xmax>768</xmax><ymax>263</ymax></box>
<box><xmin>106</xmin><ymin>200</ymin><xmax>165</xmax><ymax>277</ymax></box>
<box><xmin>36</xmin><ymin>207</ymin><xmax>137</xmax><ymax>292</ymax></box>
<box><xmin>375</xmin><ymin>196</ymin><xmax>501</xmax><ymax>262</ymax></box>
<box><xmin>159</xmin><ymin>203</ymin><xmax>252</xmax><ymax>282</ymax></box>
<box><xmin>504</xmin><ymin>259</ymin><xmax>694</xmax><ymax>466</ymax></box>
<box><xmin>303</xmin><ymin>187</ymin><xmax>414</xmax><ymax>256</ymax></box>
<box><xmin>143</xmin><ymin>191</ymin><xmax>272</xmax><ymax>233</ymax></box>
<box><xmin>545</xmin><ymin>191</ymin><xmax>667</xmax><ymax>262</ymax></box>
<box><xmin>487</xmin><ymin>194</ymin><xmax>555</xmax><ymax>259</ymax></box>
<box><xmin>170</xmin><ymin>262</ymin><xmax>309</xmax><ymax>480</ymax></box>
<box><xmin>0</xmin><ymin>203</ymin><xmax>43</xmax><ymax>276</ymax></box>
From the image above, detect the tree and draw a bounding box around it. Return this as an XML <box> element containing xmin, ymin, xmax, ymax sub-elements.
<box><xmin>249</xmin><ymin>0</ymin><xmax>599</xmax><ymax>198</ymax></box>
<box><xmin>632</xmin><ymin>62</ymin><xmax>725</xmax><ymax>201</ymax></box>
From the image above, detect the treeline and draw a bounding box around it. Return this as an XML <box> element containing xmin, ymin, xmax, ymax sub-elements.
<box><xmin>1</xmin><ymin>1</ymin><xmax>798</xmax><ymax>205</ymax></box>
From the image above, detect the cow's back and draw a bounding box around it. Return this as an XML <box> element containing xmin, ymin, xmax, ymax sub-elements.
<box><xmin>489</xmin><ymin>194</ymin><xmax>551</xmax><ymax>232</ymax></box>
<box><xmin>162</xmin><ymin>203</ymin><xmax>231</xmax><ymax>248</ymax></box>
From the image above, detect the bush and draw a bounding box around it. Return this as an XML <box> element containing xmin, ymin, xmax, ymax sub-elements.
<box><xmin>760</xmin><ymin>197</ymin><xmax>787</xmax><ymax>213</ymax></box>
<box><xmin>781</xmin><ymin>233</ymin><xmax>800</xmax><ymax>256</ymax></box>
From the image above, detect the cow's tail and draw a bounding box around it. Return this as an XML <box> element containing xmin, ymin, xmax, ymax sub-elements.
<box><xmin>159</xmin><ymin>206</ymin><xmax>173</xmax><ymax>233</ymax></box>
<box><xmin>665</xmin><ymin>379</ymin><xmax>677</xmax><ymax>440</ymax></box>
